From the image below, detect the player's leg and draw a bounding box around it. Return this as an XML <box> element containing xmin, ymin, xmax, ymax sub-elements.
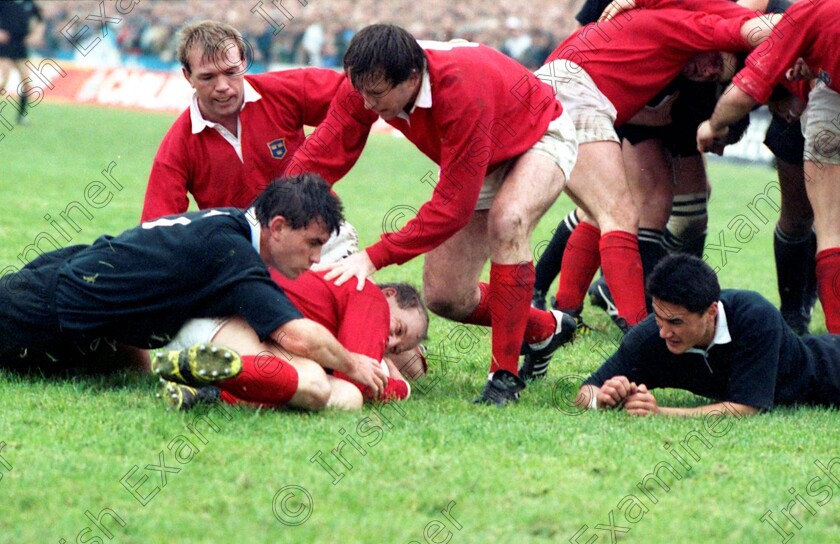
<box><xmin>13</xmin><ymin>59</ymin><xmax>30</xmax><ymax>123</ymax></box>
<box><xmin>802</xmin><ymin>84</ymin><xmax>840</xmax><ymax>333</ymax></box>
<box><xmin>587</xmin><ymin>136</ymin><xmax>673</xmax><ymax>321</ymax></box>
<box><xmin>325</xmin><ymin>376</ymin><xmax>364</xmax><ymax>410</ymax></box>
<box><xmin>775</xmin><ymin>157</ymin><xmax>815</xmax><ymax>334</ymax></box>
<box><xmin>487</xmin><ymin>118</ymin><xmax>578</xmax><ymax>384</ymax></box>
<box><xmin>533</xmin><ymin>208</ymin><xmax>580</xmax><ymax>309</ymax></box>
<box><xmin>663</xmin><ymin>155</ymin><xmax>710</xmax><ymax>257</ymax></box>
<box><xmin>211</xmin><ymin>317</ymin><xmax>333</xmax><ymax>410</ymax></box>
<box><xmin>564</xmin><ymin>140</ymin><xmax>647</xmax><ymax>327</ymax></box>
<box><xmin>766</xmin><ymin>113</ymin><xmax>815</xmax><ymax>334</ymax></box>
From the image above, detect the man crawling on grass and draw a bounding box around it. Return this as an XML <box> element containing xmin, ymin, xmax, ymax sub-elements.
<box><xmin>575</xmin><ymin>254</ymin><xmax>840</xmax><ymax>416</ymax></box>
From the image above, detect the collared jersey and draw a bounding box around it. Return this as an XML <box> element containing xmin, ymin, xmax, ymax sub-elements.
<box><xmin>290</xmin><ymin>40</ymin><xmax>563</xmax><ymax>268</ymax></box>
<box><xmin>584</xmin><ymin>289</ymin><xmax>840</xmax><ymax>410</ymax></box>
<box><xmin>733</xmin><ymin>0</ymin><xmax>840</xmax><ymax>103</ymax></box>
<box><xmin>142</xmin><ymin>68</ymin><xmax>350</xmax><ymax>221</ymax></box>
<box><xmin>547</xmin><ymin>4</ymin><xmax>751</xmax><ymax>126</ymax></box>
<box><xmin>271</xmin><ymin>269</ymin><xmax>390</xmax><ymax>361</ymax></box>
<box><xmin>55</xmin><ymin>208</ymin><xmax>302</xmax><ymax>347</ymax></box>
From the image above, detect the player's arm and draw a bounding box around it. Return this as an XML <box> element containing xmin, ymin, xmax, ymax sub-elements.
<box><xmin>317</xmin><ymin>103</ymin><xmax>488</xmax><ymax>289</ymax></box>
<box><xmin>273</xmin><ymin>318</ymin><xmax>388</xmax><ymax>396</ymax></box>
<box><xmin>623</xmin><ymin>384</ymin><xmax>759</xmax><ymax>416</ymax></box>
<box><xmin>285</xmin><ymin>77</ymin><xmax>377</xmax><ymax>184</ymax></box>
<box><xmin>697</xmin><ymin>85</ymin><xmax>757</xmax><ymax>153</ymax></box>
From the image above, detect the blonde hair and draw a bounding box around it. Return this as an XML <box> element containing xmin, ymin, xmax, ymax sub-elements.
<box><xmin>177</xmin><ymin>20</ymin><xmax>245</xmax><ymax>73</ymax></box>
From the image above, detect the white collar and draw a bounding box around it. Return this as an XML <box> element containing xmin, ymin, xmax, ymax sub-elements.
<box><xmin>189</xmin><ymin>79</ymin><xmax>261</xmax><ymax>134</ymax></box>
<box><xmin>685</xmin><ymin>301</ymin><xmax>731</xmax><ymax>372</ymax></box>
<box><xmin>396</xmin><ymin>68</ymin><xmax>432</xmax><ymax>122</ymax></box>
<box><xmin>244</xmin><ymin>207</ymin><xmax>261</xmax><ymax>254</ymax></box>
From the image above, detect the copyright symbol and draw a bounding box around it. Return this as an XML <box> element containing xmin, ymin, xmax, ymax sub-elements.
<box><xmin>552</xmin><ymin>374</ymin><xmax>585</xmax><ymax>416</ymax></box>
<box><xmin>381</xmin><ymin>205</ymin><xmax>423</xmax><ymax>247</ymax></box>
<box><xmin>272</xmin><ymin>485</ymin><xmax>313</xmax><ymax>526</ymax></box>
<box><xmin>213</xmin><ymin>35</ymin><xmax>254</xmax><ymax>76</ymax></box>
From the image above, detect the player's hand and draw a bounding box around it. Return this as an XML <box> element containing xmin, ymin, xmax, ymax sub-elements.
<box><xmin>624</xmin><ymin>383</ymin><xmax>659</xmax><ymax>416</ymax></box>
<box><xmin>631</xmin><ymin>91</ymin><xmax>679</xmax><ymax>127</ymax></box>
<box><xmin>697</xmin><ymin>120</ymin><xmax>728</xmax><ymax>155</ymax></box>
<box><xmin>785</xmin><ymin>57</ymin><xmax>814</xmax><ymax>82</ymax></box>
<box><xmin>0</xmin><ymin>30</ymin><xmax>10</xmax><ymax>44</ymax></box>
<box><xmin>599</xmin><ymin>0</ymin><xmax>638</xmax><ymax>22</ymax></box>
<box><xmin>346</xmin><ymin>352</ymin><xmax>389</xmax><ymax>398</ymax></box>
<box><xmin>597</xmin><ymin>376</ymin><xmax>637</xmax><ymax>409</ymax></box>
<box><xmin>313</xmin><ymin>250</ymin><xmax>376</xmax><ymax>291</ymax></box>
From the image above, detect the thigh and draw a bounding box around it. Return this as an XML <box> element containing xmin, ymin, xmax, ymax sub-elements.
<box><xmin>423</xmin><ymin>211</ymin><xmax>490</xmax><ymax>314</ymax></box>
<box><xmin>804</xmin><ymin>162</ymin><xmax>840</xmax><ymax>251</ymax></box>
<box><xmin>622</xmin><ymin>138</ymin><xmax>674</xmax><ymax>230</ymax></box>
<box><xmin>777</xmin><ymin>158</ymin><xmax>813</xmax><ymax>235</ymax></box>
<box><xmin>565</xmin><ymin>140</ymin><xmax>637</xmax><ymax>233</ymax></box>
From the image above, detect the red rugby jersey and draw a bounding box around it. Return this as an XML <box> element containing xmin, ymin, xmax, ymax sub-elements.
<box><xmin>546</xmin><ymin>8</ymin><xmax>751</xmax><ymax>126</ymax></box>
<box><xmin>141</xmin><ymin>68</ymin><xmax>354</xmax><ymax>221</ymax></box>
<box><xmin>290</xmin><ymin>41</ymin><xmax>563</xmax><ymax>269</ymax></box>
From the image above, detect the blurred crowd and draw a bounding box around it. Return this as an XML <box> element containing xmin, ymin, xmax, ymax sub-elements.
<box><xmin>39</xmin><ymin>0</ymin><xmax>585</xmax><ymax>69</ymax></box>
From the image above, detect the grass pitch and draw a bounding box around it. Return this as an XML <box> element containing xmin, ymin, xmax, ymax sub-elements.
<box><xmin>0</xmin><ymin>103</ymin><xmax>837</xmax><ymax>543</ymax></box>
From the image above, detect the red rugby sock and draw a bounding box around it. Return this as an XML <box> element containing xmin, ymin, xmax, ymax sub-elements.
<box><xmin>464</xmin><ymin>281</ymin><xmax>555</xmax><ymax>344</ymax></box>
<box><xmin>488</xmin><ymin>261</ymin><xmax>535</xmax><ymax>375</ymax></box>
<box><xmin>554</xmin><ymin>221</ymin><xmax>601</xmax><ymax>311</ymax></box>
<box><xmin>218</xmin><ymin>354</ymin><xmax>299</xmax><ymax>407</ymax></box>
<box><xmin>816</xmin><ymin>248</ymin><xmax>840</xmax><ymax>333</ymax></box>
<box><xmin>600</xmin><ymin>230</ymin><xmax>647</xmax><ymax>326</ymax></box>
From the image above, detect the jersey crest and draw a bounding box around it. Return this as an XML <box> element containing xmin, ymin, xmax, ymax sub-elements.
<box><xmin>268</xmin><ymin>138</ymin><xmax>287</xmax><ymax>159</ymax></box>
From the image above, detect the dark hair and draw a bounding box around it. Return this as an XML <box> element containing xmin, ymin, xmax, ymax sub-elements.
<box><xmin>343</xmin><ymin>24</ymin><xmax>426</xmax><ymax>91</ymax></box>
<box><xmin>379</xmin><ymin>282</ymin><xmax>430</xmax><ymax>339</ymax></box>
<box><xmin>252</xmin><ymin>174</ymin><xmax>343</xmax><ymax>235</ymax></box>
<box><xmin>646</xmin><ymin>254</ymin><xmax>720</xmax><ymax>314</ymax></box>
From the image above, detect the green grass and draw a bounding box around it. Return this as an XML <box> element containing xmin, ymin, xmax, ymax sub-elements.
<box><xmin>1</xmin><ymin>103</ymin><xmax>838</xmax><ymax>543</ymax></box>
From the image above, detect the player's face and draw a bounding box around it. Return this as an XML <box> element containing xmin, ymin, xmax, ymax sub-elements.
<box><xmin>357</xmin><ymin>73</ymin><xmax>421</xmax><ymax>120</ymax></box>
<box><xmin>385</xmin><ymin>297</ymin><xmax>426</xmax><ymax>355</ymax></box>
<box><xmin>264</xmin><ymin>218</ymin><xmax>331</xmax><ymax>279</ymax></box>
<box><xmin>183</xmin><ymin>45</ymin><xmax>246</xmax><ymax>124</ymax></box>
<box><xmin>681</xmin><ymin>52</ymin><xmax>737</xmax><ymax>82</ymax></box>
<box><xmin>652</xmin><ymin>298</ymin><xmax>717</xmax><ymax>355</ymax></box>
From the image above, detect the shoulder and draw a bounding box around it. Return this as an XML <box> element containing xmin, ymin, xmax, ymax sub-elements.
<box><xmin>721</xmin><ymin>289</ymin><xmax>783</xmax><ymax>332</ymax></box>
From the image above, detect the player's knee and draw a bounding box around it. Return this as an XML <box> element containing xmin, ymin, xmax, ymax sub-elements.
<box><xmin>488</xmin><ymin>209</ymin><xmax>528</xmax><ymax>243</ymax></box>
<box><xmin>424</xmin><ymin>288</ymin><xmax>457</xmax><ymax>318</ymax></box>
<box><xmin>294</xmin><ymin>365</ymin><xmax>331</xmax><ymax>410</ymax></box>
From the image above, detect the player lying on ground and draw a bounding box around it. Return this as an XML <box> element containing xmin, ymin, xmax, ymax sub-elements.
<box><xmin>157</xmin><ymin>271</ymin><xmax>429</xmax><ymax>411</ymax></box>
<box><xmin>142</xmin><ymin>19</ymin><xmax>362</xmax><ymax>262</ymax></box>
<box><xmin>287</xmin><ymin>24</ymin><xmax>579</xmax><ymax>405</ymax></box>
<box><xmin>575</xmin><ymin>253</ymin><xmax>840</xmax><ymax>416</ymax></box>
<box><xmin>0</xmin><ymin>174</ymin><xmax>388</xmax><ymax>398</ymax></box>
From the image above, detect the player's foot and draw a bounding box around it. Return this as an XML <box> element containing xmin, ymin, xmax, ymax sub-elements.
<box><xmin>151</xmin><ymin>343</ymin><xmax>242</xmax><ymax>387</ymax></box>
<box><xmin>157</xmin><ymin>380</ymin><xmax>221</xmax><ymax>411</ymax></box>
<box><xmin>588</xmin><ymin>278</ymin><xmax>629</xmax><ymax>333</ymax></box>
<box><xmin>519</xmin><ymin>310</ymin><xmax>576</xmax><ymax>381</ymax></box>
<box><xmin>553</xmin><ymin>300</ymin><xmax>593</xmax><ymax>336</ymax></box>
<box><xmin>473</xmin><ymin>370</ymin><xmax>526</xmax><ymax>406</ymax></box>
<box><xmin>531</xmin><ymin>288</ymin><xmax>547</xmax><ymax>310</ymax></box>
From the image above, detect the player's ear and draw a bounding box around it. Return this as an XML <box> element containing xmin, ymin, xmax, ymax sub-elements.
<box><xmin>267</xmin><ymin>215</ymin><xmax>288</xmax><ymax>238</ymax></box>
<box><xmin>706</xmin><ymin>301</ymin><xmax>718</xmax><ymax>320</ymax></box>
<box><xmin>182</xmin><ymin>66</ymin><xmax>192</xmax><ymax>85</ymax></box>
<box><xmin>381</xmin><ymin>286</ymin><xmax>397</xmax><ymax>299</ymax></box>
